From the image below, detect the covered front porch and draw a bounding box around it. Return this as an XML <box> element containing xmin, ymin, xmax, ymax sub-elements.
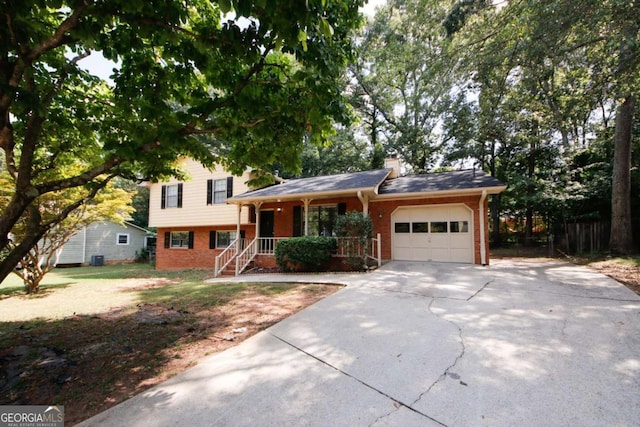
<box><xmin>214</xmin><ymin>235</ymin><xmax>382</xmax><ymax>277</ymax></box>
<box><xmin>214</xmin><ymin>168</ymin><xmax>391</xmax><ymax>277</ymax></box>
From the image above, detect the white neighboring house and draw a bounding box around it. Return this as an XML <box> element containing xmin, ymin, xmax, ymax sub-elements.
<box><xmin>55</xmin><ymin>221</ymin><xmax>155</xmax><ymax>266</ymax></box>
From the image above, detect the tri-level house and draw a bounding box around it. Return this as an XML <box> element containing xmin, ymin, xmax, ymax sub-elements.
<box><xmin>148</xmin><ymin>157</ymin><xmax>506</xmax><ymax>275</ymax></box>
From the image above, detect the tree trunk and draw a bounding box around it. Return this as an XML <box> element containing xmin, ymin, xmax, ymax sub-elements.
<box><xmin>609</xmin><ymin>95</ymin><xmax>635</xmax><ymax>255</ymax></box>
<box><xmin>491</xmin><ymin>193</ymin><xmax>502</xmax><ymax>247</ymax></box>
<box><xmin>525</xmin><ymin>133</ymin><xmax>537</xmax><ymax>246</ymax></box>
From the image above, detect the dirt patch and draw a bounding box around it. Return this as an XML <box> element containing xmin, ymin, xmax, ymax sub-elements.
<box><xmin>0</xmin><ymin>281</ymin><xmax>340</xmax><ymax>426</ymax></box>
<box><xmin>585</xmin><ymin>259</ymin><xmax>640</xmax><ymax>296</ymax></box>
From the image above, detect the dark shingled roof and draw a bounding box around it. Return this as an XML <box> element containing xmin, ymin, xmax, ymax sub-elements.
<box><xmin>379</xmin><ymin>169</ymin><xmax>505</xmax><ymax>195</ymax></box>
<box><xmin>230</xmin><ymin>168</ymin><xmax>392</xmax><ymax>200</ymax></box>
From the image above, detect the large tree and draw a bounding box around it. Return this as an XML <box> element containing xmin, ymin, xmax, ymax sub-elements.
<box><xmin>352</xmin><ymin>0</ymin><xmax>457</xmax><ymax>173</ymax></box>
<box><xmin>0</xmin><ymin>0</ymin><xmax>364</xmax><ymax>282</ymax></box>
<box><xmin>444</xmin><ymin>0</ymin><xmax>639</xmax><ymax>253</ymax></box>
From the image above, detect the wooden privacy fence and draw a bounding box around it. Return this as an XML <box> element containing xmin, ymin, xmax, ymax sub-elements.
<box><xmin>557</xmin><ymin>221</ymin><xmax>610</xmax><ymax>254</ymax></box>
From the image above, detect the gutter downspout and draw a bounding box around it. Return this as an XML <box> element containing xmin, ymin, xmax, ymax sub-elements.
<box><xmin>479</xmin><ymin>190</ymin><xmax>487</xmax><ymax>266</ymax></box>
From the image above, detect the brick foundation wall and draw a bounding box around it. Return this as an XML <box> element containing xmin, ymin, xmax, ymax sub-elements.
<box><xmin>156</xmin><ymin>225</ymin><xmax>256</xmax><ymax>270</ymax></box>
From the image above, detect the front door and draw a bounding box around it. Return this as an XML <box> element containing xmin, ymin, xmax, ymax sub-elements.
<box><xmin>259</xmin><ymin>210</ymin><xmax>275</xmax><ymax>252</ymax></box>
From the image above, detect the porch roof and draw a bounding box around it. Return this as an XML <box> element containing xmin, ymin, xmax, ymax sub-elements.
<box><xmin>227</xmin><ymin>168</ymin><xmax>392</xmax><ymax>203</ymax></box>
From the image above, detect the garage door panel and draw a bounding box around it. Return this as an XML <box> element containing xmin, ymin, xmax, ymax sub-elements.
<box><xmin>431</xmin><ymin>249</ymin><xmax>451</xmax><ymax>262</ymax></box>
<box><xmin>392</xmin><ymin>205</ymin><xmax>473</xmax><ymax>263</ymax></box>
<box><xmin>450</xmin><ymin>234</ymin><xmax>470</xmax><ymax>248</ymax></box>
<box><xmin>450</xmin><ymin>248</ymin><xmax>473</xmax><ymax>263</ymax></box>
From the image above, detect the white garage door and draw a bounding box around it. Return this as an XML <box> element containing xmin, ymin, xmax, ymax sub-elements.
<box><xmin>392</xmin><ymin>205</ymin><xmax>473</xmax><ymax>263</ymax></box>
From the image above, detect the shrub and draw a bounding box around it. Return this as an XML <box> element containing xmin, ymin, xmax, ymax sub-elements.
<box><xmin>275</xmin><ymin>236</ymin><xmax>337</xmax><ymax>272</ymax></box>
<box><xmin>334</xmin><ymin>211</ymin><xmax>373</xmax><ymax>270</ymax></box>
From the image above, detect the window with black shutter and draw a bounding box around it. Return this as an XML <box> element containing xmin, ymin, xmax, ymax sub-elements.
<box><xmin>167</xmin><ymin>231</ymin><xmax>191</xmax><ymax>248</ymax></box>
<box><xmin>212</xmin><ymin>178</ymin><xmax>229</xmax><ymax>204</ymax></box>
<box><xmin>162</xmin><ymin>184</ymin><xmax>183</xmax><ymax>208</ymax></box>
<box><xmin>207</xmin><ymin>180</ymin><xmax>213</xmax><ymax>205</ymax></box>
<box><xmin>209</xmin><ymin>231</ymin><xmax>216</xmax><ymax>249</ymax></box>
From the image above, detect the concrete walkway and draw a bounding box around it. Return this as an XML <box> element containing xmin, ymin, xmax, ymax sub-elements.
<box><xmin>79</xmin><ymin>260</ymin><xmax>640</xmax><ymax>426</ymax></box>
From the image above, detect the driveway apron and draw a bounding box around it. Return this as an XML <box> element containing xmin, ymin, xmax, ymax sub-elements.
<box><xmin>79</xmin><ymin>260</ymin><xmax>640</xmax><ymax>427</ymax></box>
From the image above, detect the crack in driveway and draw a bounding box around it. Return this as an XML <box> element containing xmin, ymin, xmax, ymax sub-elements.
<box><xmin>467</xmin><ymin>279</ymin><xmax>494</xmax><ymax>301</ymax></box>
<box><xmin>267</xmin><ymin>276</ymin><xmax>496</xmax><ymax>426</ymax></box>
<box><xmin>410</xmin><ymin>298</ymin><xmax>467</xmax><ymax>409</ymax></box>
<box><xmin>269</xmin><ymin>333</ymin><xmax>447</xmax><ymax>427</ymax></box>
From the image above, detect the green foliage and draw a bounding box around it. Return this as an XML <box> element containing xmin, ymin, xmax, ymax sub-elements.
<box><xmin>0</xmin><ymin>0</ymin><xmax>365</xmax><ymax>281</ymax></box>
<box><xmin>434</xmin><ymin>0</ymin><xmax>640</xmax><ymax>250</ymax></box>
<box><xmin>275</xmin><ymin>237</ymin><xmax>337</xmax><ymax>272</ymax></box>
<box><xmin>334</xmin><ymin>211</ymin><xmax>373</xmax><ymax>270</ymax></box>
<box><xmin>277</xmin><ymin>128</ymin><xmax>371</xmax><ymax>178</ymax></box>
<box><xmin>334</xmin><ymin>211</ymin><xmax>373</xmax><ymax>240</ymax></box>
<box><xmin>352</xmin><ymin>0</ymin><xmax>456</xmax><ymax>173</ymax></box>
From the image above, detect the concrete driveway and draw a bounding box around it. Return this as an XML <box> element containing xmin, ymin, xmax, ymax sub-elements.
<box><xmin>79</xmin><ymin>260</ymin><xmax>640</xmax><ymax>427</ymax></box>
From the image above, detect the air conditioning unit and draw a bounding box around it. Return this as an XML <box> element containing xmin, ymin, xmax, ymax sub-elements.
<box><xmin>90</xmin><ymin>255</ymin><xmax>104</xmax><ymax>266</ymax></box>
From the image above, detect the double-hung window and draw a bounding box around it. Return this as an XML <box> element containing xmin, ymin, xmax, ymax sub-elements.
<box><xmin>216</xmin><ymin>231</ymin><xmax>237</xmax><ymax>248</ymax></box>
<box><xmin>164</xmin><ymin>231</ymin><xmax>194</xmax><ymax>249</ymax></box>
<box><xmin>161</xmin><ymin>183</ymin><xmax>183</xmax><ymax>209</ymax></box>
<box><xmin>207</xmin><ymin>177</ymin><xmax>234</xmax><ymax>205</ymax></box>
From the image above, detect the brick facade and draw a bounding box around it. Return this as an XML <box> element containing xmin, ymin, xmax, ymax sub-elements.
<box><xmin>369</xmin><ymin>195</ymin><xmax>488</xmax><ymax>265</ymax></box>
<box><xmin>155</xmin><ymin>194</ymin><xmax>491</xmax><ymax>270</ymax></box>
<box><xmin>156</xmin><ymin>225</ymin><xmax>256</xmax><ymax>270</ymax></box>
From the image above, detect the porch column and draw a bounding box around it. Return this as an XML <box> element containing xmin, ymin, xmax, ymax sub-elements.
<box><xmin>357</xmin><ymin>191</ymin><xmax>369</xmax><ymax>216</ymax></box>
<box><xmin>253</xmin><ymin>201</ymin><xmax>263</xmax><ymax>240</ymax></box>
<box><xmin>235</xmin><ymin>204</ymin><xmax>242</xmax><ymax>252</ymax></box>
<box><xmin>302</xmin><ymin>198</ymin><xmax>312</xmax><ymax>236</ymax></box>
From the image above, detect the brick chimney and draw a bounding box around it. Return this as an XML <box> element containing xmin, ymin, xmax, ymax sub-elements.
<box><xmin>384</xmin><ymin>156</ymin><xmax>402</xmax><ymax>178</ymax></box>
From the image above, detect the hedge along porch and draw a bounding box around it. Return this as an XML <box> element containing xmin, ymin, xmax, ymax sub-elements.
<box><xmin>223</xmin><ymin>162</ymin><xmax>506</xmax><ymax>276</ymax></box>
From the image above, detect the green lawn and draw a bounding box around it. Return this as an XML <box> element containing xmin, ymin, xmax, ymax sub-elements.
<box><xmin>0</xmin><ymin>263</ymin><xmax>337</xmax><ymax>424</ymax></box>
<box><xmin>0</xmin><ymin>264</ymin><xmax>298</xmax><ymax>322</ymax></box>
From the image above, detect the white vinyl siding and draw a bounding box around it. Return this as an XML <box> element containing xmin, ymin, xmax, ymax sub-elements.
<box><xmin>149</xmin><ymin>159</ymin><xmax>253</xmax><ymax>227</ymax></box>
<box><xmin>56</xmin><ymin>222</ymin><xmax>149</xmax><ymax>265</ymax></box>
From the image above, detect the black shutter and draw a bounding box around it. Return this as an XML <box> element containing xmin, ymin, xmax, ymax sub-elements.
<box><xmin>293</xmin><ymin>206</ymin><xmax>302</xmax><ymax>237</ymax></box>
<box><xmin>338</xmin><ymin>203</ymin><xmax>347</xmax><ymax>215</ymax></box>
<box><xmin>177</xmin><ymin>183</ymin><xmax>183</xmax><ymax>208</ymax></box>
<box><xmin>226</xmin><ymin>176</ymin><xmax>234</xmax><ymax>198</ymax></box>
<box><xmin>209</xmin><ymin>231</ymin><xmax>216</xmax><ymax>249</ymax></box>
<box><xmin>249</xmin><ymin>205</ymin><xmax>256</xmax><ymax>223</ymax></box>
<box><xmin>164</xmin><ymin>231</ymin><xmax>170</xmax><ymax>248</ymax></box>
<box><xmin>161</xmin><ymin>185</ymin><xmax>167</xmax><ymax>209</ymax></box>
<box><xmin>207</xmin><ymin>180</ymin><xmax>213</xmax><ymax>205</ymax></box>
<box><xmin>240</xmin><ymin>230</ymin><xmax>246</xmax><ymax>239</ymax></box>
<box><xmin>188</xmin><ymin>231</ymin><xmax>194</xmax><ymax>249</ymax></box>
